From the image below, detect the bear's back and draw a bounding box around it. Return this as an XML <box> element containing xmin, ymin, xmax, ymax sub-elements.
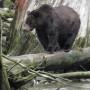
<box><xmin>54</xmin><ymin>6</ymin><xmax>80</xmax><ymax>22</ymax></box>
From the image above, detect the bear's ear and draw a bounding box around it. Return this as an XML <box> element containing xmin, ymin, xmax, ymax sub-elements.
<box><xmin>27</xmin><ymin>11</ymin><xmax>31</xmax><ymax>16</ymax></box>
<box><xmin>33</xmin><ymin>10</ymin><xmax>40</xmax><ymax>18</ymax></box>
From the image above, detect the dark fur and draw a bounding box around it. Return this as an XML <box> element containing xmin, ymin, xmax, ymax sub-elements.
<box><xmin>24</xmin><ymin>4</ymin><xmax>80</xmax><ymax>53</ymax></box>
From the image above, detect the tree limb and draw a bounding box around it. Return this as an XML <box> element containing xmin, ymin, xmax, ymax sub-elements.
<box><xmin>53</xmin><ymin>71</ymin><xmax>90</xmax><ymax>79</ymax></box>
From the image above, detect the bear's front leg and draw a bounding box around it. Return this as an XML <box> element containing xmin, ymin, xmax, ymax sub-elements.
<box><xmin>36</xmin><ymin>29</ymin><xmax>49</xmax><ymax>51</ymax></box>
<box><xmin>47</xmin><ymin>31</ymin><xmax>59</xmax><ymax>54</ymax></box>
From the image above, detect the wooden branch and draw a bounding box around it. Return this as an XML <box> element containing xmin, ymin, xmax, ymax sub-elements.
<box><xmin>53</xmin><ymin>71</ymin><xmax>90</xmax><ymax>79</ymax></box>
<box><xmin>3</xmin><ymin>47</ymin><xmax>90</xmax><ymax>70</ymax></box>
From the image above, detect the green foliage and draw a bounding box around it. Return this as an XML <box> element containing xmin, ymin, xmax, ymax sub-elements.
<box><xmin>73</xmin><ymin>37</ymin><xmax>86</xmax><ymax>49</ymax></box>
<box><xmin>5</xmin><ymin>0</ymin><xmax>15</xmax><ymax>9</ymax></box>
<box><xmin>8</xmin><ymin>31</ymin><xmax>44</xmax><ymax>55</ymax></box>
<box><xmin>0</xmin><ymin>10</ymin><xmax>14</xmax><ymax>21</ymax></box>
<box><xmin>5</xmin><ymin>0</ymin><xmax>11</xmax><ymax>8</ymax></box>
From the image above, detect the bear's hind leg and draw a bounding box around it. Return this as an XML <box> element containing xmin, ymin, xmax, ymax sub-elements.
<box><xmin>63</xmin><ymin>34</ymin><xmax>77</xmax><ymax>52</ymax></box>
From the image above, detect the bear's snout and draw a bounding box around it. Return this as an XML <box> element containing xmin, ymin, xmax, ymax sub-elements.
<box><xmin>23</xmin><ymin>24</ymin><xmax>31</xmax><ymax>31</ymax></box>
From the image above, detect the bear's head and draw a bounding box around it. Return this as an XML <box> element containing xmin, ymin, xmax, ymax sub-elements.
<box><xmin>23</xmin><ymin>4</ymin><xmax>53</xmax><ymax>31</ymax></box>
<box><xmin>23</xmin><ymin>10</ymin><xmax>46</xmax><ymax>31</ymax></box>
<box><xmin>23</xmin><ymin>10</ymin><xmax>39</xmax><ymax>31</ymax></box>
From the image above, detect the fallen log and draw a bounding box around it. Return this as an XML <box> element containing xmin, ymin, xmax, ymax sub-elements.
<box><xmin>2</xmin><ymin>47</ymin><xmax>90</xmax><ymax>70</ymax></box>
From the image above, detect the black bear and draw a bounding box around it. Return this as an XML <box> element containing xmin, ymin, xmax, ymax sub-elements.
<box><xmin>23</xmin><ymin>4</ymin><xmax>80</xmax><ymax>53</ymax></box>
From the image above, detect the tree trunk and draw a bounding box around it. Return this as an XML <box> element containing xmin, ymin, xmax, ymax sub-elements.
<box><xmin>6</xmin><ymin>0</ymin><xmax>31</xmax><ymax>54</ymax></box>
<box><xmin>0</xmin><ymin>19</ymin><xmax>10</xmax><ymax>90</ymax></box>
<box><xmin>0</xmin><ymin>17</ymin><xmax>2</xmax><ymax>90</ymax></box>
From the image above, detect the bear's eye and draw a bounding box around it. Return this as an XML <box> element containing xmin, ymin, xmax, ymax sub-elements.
<box><xmin>26</xmin><ymin>19</ymin><xmax>32</xmax><ymax>25</ymax></box>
